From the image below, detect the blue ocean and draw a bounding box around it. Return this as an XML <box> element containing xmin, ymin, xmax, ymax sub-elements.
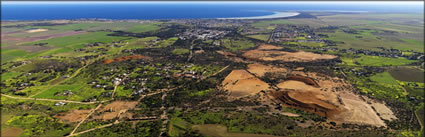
<box><xmin>1</xmin><ymin>2</ymin><xmax>423</xmax><ymax>20</ymax></box>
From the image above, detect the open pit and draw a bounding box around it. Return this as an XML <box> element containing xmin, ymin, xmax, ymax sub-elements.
<box><xmin>272</xmin><ymin>72</ymin><xmax>388</xmax><ymax>127</ymax></box>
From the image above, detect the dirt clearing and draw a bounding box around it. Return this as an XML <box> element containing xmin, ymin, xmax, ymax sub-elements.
<box><xmin>92</xmin><ymin>101</ymin><xmax>139</xmax><ymax>121</ymax></box>
<box><xmin>256</xmin><ymin>44</ymin><xmax>283</xmax><ymax>50</ymax></box>
<box><xmin>370</xmin><ymin>101</ymin><xmax>397</xmax><ymax>121</ymax></box>
<box><xmin>1</xmin><ymin>127</ymin><xmax>24</xmax><ymax>137</ymax></box>
<box><xmin>221</xmin><ymin>70</ymin><xmax>270</xmax><ymax>98</ymax></box>
<box><xmin>247</xmin><ymin>63</ymin><xmax>288</xmax><ymax>77</ymax></box>
<box><xmin>55</xmin><ymin>110</ymin><xmax>91</xmax><ymax>123</ymax></box>
<box><xmin>242</xmin><ymin>44</ymin><xmax>336</xmax><ymax>62</ymax></box>
<box><xmin>332</xmin><ymin>92</ymin><xmax>386</xmax><ymax>126</ymax></box>
<box><xmin>243</xmin><ymin>50</ymin><xmax>337</xmax><ymax>62</ymax></box>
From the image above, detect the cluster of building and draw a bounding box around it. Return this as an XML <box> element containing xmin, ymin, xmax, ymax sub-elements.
<box><xmin>271</xmin><ymin>25</ymin><xmax>321</xmax><ymax>43</ymax></box>
<box><xmin>177</xmin><ymin>29</ymin><xmax>230</xmax><ymax>40</ymax></box>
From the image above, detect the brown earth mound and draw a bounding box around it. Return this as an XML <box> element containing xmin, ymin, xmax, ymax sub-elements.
<box><xmin>104</xmin><ymin>55</ymin><xmax>152</xmax><ymax>64</ymax></box>
<box><xmin>242</xmin><ymin>49</ymin><xmax>337</xmax><ymax>62</ymax></box>
<box><xmin>247</xmin><ymin>63</ymin><xmax>288</xmax><ymax>77</ymax></box>
<box><xmin>222</xmin><ymin>70</ymin><xmax>270</xmax><ymax>98</ymax></box>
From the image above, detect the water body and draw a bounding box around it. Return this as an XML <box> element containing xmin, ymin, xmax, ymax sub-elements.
<box><xmin>1</xmin><ymin>2</ymin><xmax>423</xmax><ymax>20</ymax></box>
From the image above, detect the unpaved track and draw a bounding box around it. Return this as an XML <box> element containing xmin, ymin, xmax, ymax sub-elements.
<box><xmin>159</xmin><ymin>92</ymin><xmax>168</xmax><ymax>137</ymax></box>
<box><xmin>69</xmin><ymin>104</ymin><xmax>103</xmax><ymax>136</ymax></box>
<box><xmin>66</xmin><ymin>120</ymin><xmax>119</xmax><ymax>137</ymax></box>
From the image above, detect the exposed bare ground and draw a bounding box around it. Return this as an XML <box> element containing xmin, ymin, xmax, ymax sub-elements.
<box><xmin>272</xmin><ymin>71</ymin><xmax>388</xmax><ymax>127</ymax></box>
<box><xmin>332</xmin><ymin>92</ymin><xmax>386</xmax><ymax>126</ymax></box>
<box><xmin>246</xmin><ymin>63</ymin><xmax>287</xmax><ymax>77</ymax></box>
<box><xmin>26</xmin><ymin>29</ymin><xmax>48</xmax><ymax>33</ymax></box>
<box><xmin>243</xmin><ymin>50</ymin><xmax>337</xmax><ymax>62</ymax></box>
<box><xmin>221</xmin><ymin>70</ymin><xmax>270</xmax><ymax>98</ymax></box>
<box><xmin>92</xmin><ymin>101</ymin><xmax>139</xmax><ymax>121</ymax></box>
<box><xmin>1</xmin><ymin>128</ymin><xmax>24</xmax><ymax>137</ymax></box>
<box><xmin>256</xmin><ymin>44</ymin><xmax>283</xmax><ymax>50</ymax></box>
<box><xmin>216</xmin><ymin>51</ymin><xmax>246</xmax><ymax>63</ymax></box>
<box><xmin>55</xmin><ymin>110</ymin><xmax>91</xmax><ymax>123</ymax></box>
<box><xmin>218</xmin><ymin>49</ymin><xmax>393</xmax><ymax>127</ymax></box>
<box><xmin>370</xmin><ymin>101</ymin><xmax>397</xmax><ymax>121</ymax></box>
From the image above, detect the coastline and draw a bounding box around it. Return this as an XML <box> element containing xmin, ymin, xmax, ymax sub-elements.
<box><xmin>217</xmin><ymin>11</ymin><xmax>300</xmax><ymax>20</ymax></box>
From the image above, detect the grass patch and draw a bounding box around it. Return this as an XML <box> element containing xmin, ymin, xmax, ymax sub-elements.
<box><xmin>126</xmin><ymin>23</ymin><xmax>161</xmax><ymax>33</ymax></box>
<box><xmin>1</xmin><ymin>49</ymin><xmax>28</xmax><ymax>62</ymax></box>
<box><xmin>222</xmin><ymin>38</ymin><xmax>256</xmax><ymax>52</ymax></box>
<box><xmin>246</xmin><ymin>34</ymin><xmax>269</xmax><ymax>41</ymax></box>
<box><xmin>321</xmin><ymin>29</ymin><xmax>423</xmax><ymax>52</ymax></box>
<box><xmin>370</xmin><ymin>72</ymin><xmax>398</xmax><ymax>85</ymax></box>
<box><xmin>343</xmin><ymin>56</ymin><xmax>416</xmax><ymax>66</ymax></box>
<box><xmin>172</xmin><ymin>48</ymin><xmax>190</xmax><ymax>55</ymax></box>
<box><xmin>22</xmin><ymin>32</ymin><xmax>130</xmax><ymax>49</ymax></box>
<box><xmin>1</xmin><ymin>71</ymin><xmax>23</xmax><ymax>81</ymax></box>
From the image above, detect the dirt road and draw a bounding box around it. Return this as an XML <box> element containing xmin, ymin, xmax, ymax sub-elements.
<box><xmin>1</xmin><ymin>94</ymin><xmax>96</xmax><ymax>104</ymax></box>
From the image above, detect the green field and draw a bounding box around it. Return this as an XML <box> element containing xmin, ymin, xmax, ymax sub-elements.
<box><xmin>246</xmin><ymin>34</ymin><xmax>269</xmax><ymax>41</ymax></box>
<box><xmin>1</xmin><ymin>49</ymin><xmax>28</xmax><ymax>62</ymax></box>
<box><xmin>222</xmin><ymin>38</ymin><xmax>256</xmax><ymax>52</ymax></box>
<box><xmin>370</xmin><ymin>72</ymin><xmax>399</xmax><ymax>85</ymax></box>
<box><xmin>342</xmin><ymin>56</ymin><xmax>416</xmax><ymax>66</ymax></box>
<box><xmin>158</xmin><ymin>37</ymin><xmax>178</xmax><ymax>48</ymax></box>
<box><xmin>126</xmin><ymin>23</ymin><xmax>161</xmax><ymax>33</ymax></box>
<box><xmin>6</xmin><ymin>32</ymin><xmax>132</xmax><ymax>62</ymax></box>
<box><xmin>320</xmin><ymin>29</ymin><xmax>423</xmax><ymax>52</ymax></box>
<box><xmin>22</xmin><ymin>32</ymin><xmax>130</xmax><ymax>48</ymax></box>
